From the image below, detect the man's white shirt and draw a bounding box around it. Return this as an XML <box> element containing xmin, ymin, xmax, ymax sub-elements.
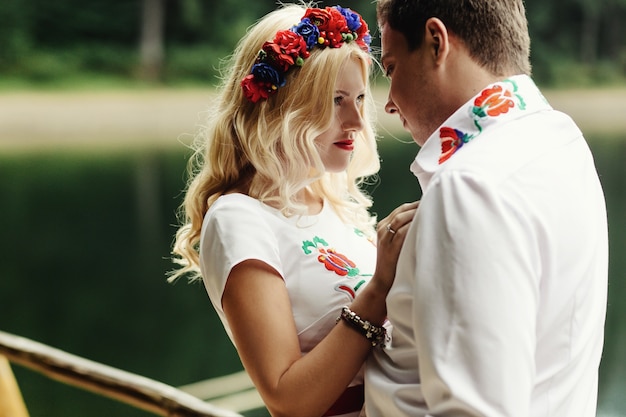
<box><xmin>365</xmin><ymin>75</ymin><xmax>608</xmax><ymax>417</ymax></box>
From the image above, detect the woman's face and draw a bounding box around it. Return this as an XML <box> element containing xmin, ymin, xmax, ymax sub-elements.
<box><xmin>315</xmin><ymin>57</ymin><xmax>366</xmax><ymax>173</ymax></box>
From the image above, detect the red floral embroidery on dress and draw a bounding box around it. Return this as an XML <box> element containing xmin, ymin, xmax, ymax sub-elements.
<box><xmin>336</xmin><ymin>279</ymin><xmax>366</xmax><ymax>299</ymax></box>
<box><xmin>318</xmin><ymin>248</ymin><xmax>357</xmax><ymax>276</ymax></box>
<box><xmin>302</xmin><ymin>232</ymin><xmax>373</xmax><ymax>300</ymax></box>
<box><xmin>301</xmin><ymin>236</ymin><xmax>360</xmax><ymax>277</ymax></box>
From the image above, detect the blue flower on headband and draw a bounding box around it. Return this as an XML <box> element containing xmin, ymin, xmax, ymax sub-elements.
<box><xmin>336</xmin><ymin>6</ymin><xmax>362</xmax><ymax>32</ymax></box>
<box><xmin>292</xmin><ymin>18</ymin><xmax>321</xmax><ymax>50</ymax></box>
<box><xmin>251</xmin><ymin>63</ymin><xmax>285</xmax><ymax>88</ymax></box>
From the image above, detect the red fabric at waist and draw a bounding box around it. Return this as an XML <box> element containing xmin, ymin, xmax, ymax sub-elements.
<box><xmin>323</xmin><ymin>384</ymin><xmax>364</xmax><ymax>416</ymax></box>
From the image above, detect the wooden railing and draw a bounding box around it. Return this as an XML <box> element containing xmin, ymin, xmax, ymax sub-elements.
<box><xmin>0</xmin><ymin>330</ymin><xmax>265</xmax><ymax>417</ymax></box>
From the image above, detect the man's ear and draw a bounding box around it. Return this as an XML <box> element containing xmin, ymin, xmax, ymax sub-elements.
<box><xmin>424</xmin><ymin>17</ymin><xmax>449</xmax><ymax>64</ymax></box>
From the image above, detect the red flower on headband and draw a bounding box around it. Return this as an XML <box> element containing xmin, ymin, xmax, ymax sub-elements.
<box><xmin>325</xmin><ymin>7</ymin><xmax>350</xmax><ymax>47</ymax></box>
<box><xmin>327</xmin><ymin>8</ymin><xmax>350</xmax><ymax>47</ymax></box>
<box><xmin>303</xmin><ymin>7</ymin><xmax>348</xmax><ymax>47</ymax></box>
<box><xmin>303</xmin><ymin>7</ymin><xmax>332</xmax><ymax>28</ymax></box>
<box><xmin>355</xmin><ymin>15</ymin><xmax>371</xmax><ymax>50</ymax></box>
<box><xmin>241</xmin><ymin>74</ymin><xmax>272</xmax><ymax>103</ymax></box>
<box><xmin>273</xmin><ymin>30</ymin><xmax>309</xmax><ymax>67</ymax></box>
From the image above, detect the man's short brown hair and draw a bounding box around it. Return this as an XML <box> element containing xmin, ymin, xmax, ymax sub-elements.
<box><xmin>377</xmin><ymin>0</ymin><xmax>531</xmax><ymax>76</ymax></box>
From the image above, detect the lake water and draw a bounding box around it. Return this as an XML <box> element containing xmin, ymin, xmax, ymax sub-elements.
<box><xmin>0</xmin><ymin>134</ymin><xmax>624</xmax><ymax>416</ymax></box>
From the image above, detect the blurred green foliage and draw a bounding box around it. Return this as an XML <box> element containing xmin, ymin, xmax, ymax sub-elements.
<box><xmin>0</xmin><ymin>0</ymin><xmax>624</xmax><ymax>88</ymax></box>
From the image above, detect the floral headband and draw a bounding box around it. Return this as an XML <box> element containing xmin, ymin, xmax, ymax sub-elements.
<box><xmin>241</xmin><ymin>6</ymin><xmax>372</xmax><ymax>103</ymax></box>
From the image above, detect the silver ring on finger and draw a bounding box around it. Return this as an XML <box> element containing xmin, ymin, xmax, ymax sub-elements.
<box><xmin>386</xmin><ymin>224</ymin><xmax>396</xmax><ymax>234</ymax></box>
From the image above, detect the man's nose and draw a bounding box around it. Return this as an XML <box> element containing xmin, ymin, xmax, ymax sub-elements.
<box><xmin>385</xmin><ymin>95</ymin><xmax>398</xmax><ymax>114</ymax></box>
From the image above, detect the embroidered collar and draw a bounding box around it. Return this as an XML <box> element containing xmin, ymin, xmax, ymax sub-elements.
<box><xmin>410</xmin><ymin>75</ymin><xmax>552</xmax><ymax>181</ymax></box>
<box><xmin>437</xmin><ymin>75</ymin><xmax>551</xmax><ymax>164</ymax></box>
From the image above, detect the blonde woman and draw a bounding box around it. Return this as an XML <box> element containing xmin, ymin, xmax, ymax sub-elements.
<box><xmin>171</xmin><ymin>4</ymin><xmax>417</xmax><ymax>417</ymax></box>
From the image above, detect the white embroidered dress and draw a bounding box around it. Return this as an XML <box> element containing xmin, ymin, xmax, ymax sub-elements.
<box><xmin>200</xmin><ymin>193</ymin><xmax>377</xmax><ymax>416</ymax></box>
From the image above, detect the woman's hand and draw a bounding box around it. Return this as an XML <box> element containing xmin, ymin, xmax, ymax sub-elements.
<box><xmin>346</xmin><ymin>201</ymin><xmax>418</xmax><ymax>334</ymax></box>
<box><xmin>372</xmin><ymin>201</ymin><xmax>420</xmax><ymax>294</ymax></box>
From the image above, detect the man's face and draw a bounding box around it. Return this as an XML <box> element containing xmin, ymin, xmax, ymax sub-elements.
<box><xmin>380</xmin><ymin>23</ymin><xmax>443</xmax><ymax>147</ymax></box>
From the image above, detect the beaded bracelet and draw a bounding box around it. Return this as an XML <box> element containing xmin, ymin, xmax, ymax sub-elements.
<box><xmin>337</xmin><ymin>306</ymin><xmax>387</xmax><ymax>348</ymax></box>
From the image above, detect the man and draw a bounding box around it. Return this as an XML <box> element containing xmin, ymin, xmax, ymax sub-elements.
<box><xmin>365</xmin><ymin>1</ymin><xmax>609</xmax><ymax>416</ymax></box>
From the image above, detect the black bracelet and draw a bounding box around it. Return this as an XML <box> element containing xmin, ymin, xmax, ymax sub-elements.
<box><xmin>337</xmin><ymin>306</ymin><xmax>387</xmax><ymax>348</ymax></box>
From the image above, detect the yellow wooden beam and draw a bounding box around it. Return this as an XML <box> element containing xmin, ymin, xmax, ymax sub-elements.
<box><xmin>0</xmin><ymin>355</ymin><xmax>29</xmax><ymax>417</ymax></box>
<box><xmin>0</xmin><ymin>331</ymin><xmax>241</xmax><ymax>417</ymax></box>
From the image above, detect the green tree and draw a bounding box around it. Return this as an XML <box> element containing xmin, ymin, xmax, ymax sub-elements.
<box><xmin>576</xmin><ymin>0</ymin><xmax>603</xmax><ymax>64</ymax></box>
<box><xmin>0</xmin><ymin>0</ymin><xmax>623</xmax><ymax>86</ymax></box>
<box><xmin>0</xmin><ymin>0</ymin><xmax>33</xmax><ymax>70</ymax></box>
<box><xmin>139</xmin><ymin>0</ymin><xmax>165</xmax><ymax>81</ymax></box>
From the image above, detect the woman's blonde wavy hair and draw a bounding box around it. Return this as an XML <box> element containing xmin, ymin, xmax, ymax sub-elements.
<box><xmin>170</xmin><ymin>3</ymin><xmax>380</xmax><ymax>282</ymax></box>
